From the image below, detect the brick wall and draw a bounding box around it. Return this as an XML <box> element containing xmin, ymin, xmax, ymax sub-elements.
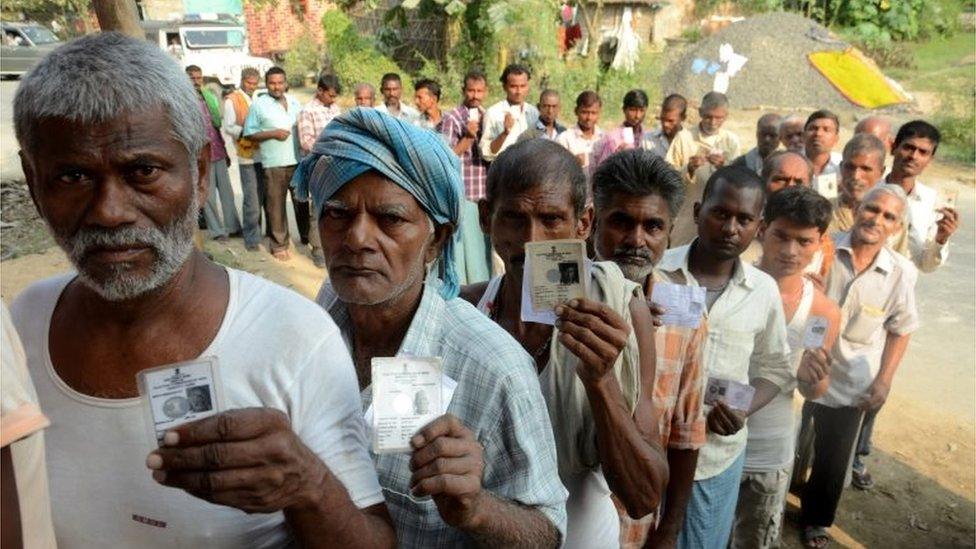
<box><xmin>244</xmin><ymin>0</ymin><xmax>334</xmax><ymax>58</ymax></box>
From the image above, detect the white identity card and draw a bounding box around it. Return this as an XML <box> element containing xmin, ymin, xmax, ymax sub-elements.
<box><xmin>704</xmin><ymin>377</ymin><xmax>755</xmax><ymax>413</ymax></box>
<box><xmin>137</xmin><ymin>357</ymin><xmax>224</xmax><ymax>446</ymax></box>
<box><xmin>815</xmin><ymin>172</ymin><xmax>838</xmax><ymax>200</ymax></box>
<box><xmin>650</xmin><ymin>282</ymin><xmax>706</xmax><ymax>328</ymax></box>
<box><xmin>525</xmin><ymin>239</ymin><xmax>588</xmax><ymax>314</ymax></box>
<box><xmin>937</xmin><ymin>188</ymin><xmax>958</xmax><ymax>210</ymax></box>
<box><xmin>371</xmin><ymin>357</ymin><xmax>443</xmax><ymax>454</ymax></box>
<box><xmin>803</xmin><ymin>316</ymin><xmax>829</xmax><ymax>349</ymax></box>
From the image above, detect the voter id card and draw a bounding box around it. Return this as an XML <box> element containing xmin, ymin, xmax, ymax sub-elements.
<box><xmin>815</xmin><ymin>172</ymin><xmax>838</xmax><ymax>200</ymax></box>
<box><xmin>803</xmin><ymin>316</ymin><xmax>829</xmax><ymax>349</ymax></box>
<box><xmin>704</xmin><ymin>377</ymin><xmax>755</xmax><ymax>412</ymax></box>
<box><xmin>937</xmin><ymin>188</ymin><xmax>958</xmax><ymax>211</ymax></box>
<box><xmin>371</xmin><ymin>357</ymin><xmax>443</xmax><ymax>454</ymax></box>
<box><xmin>137</xmin><ymin>357</ymin><xmax>224</xmax><ymax>446</ymax></box>
<box><xmin>525</xmin><ymin>239</ymin><xmax>588</xmax><ymax>313</ymax></box>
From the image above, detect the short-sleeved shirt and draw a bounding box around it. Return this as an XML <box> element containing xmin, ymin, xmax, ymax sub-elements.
<box><xmin>1</xmin><ymin>303</ymin><xmax>56</xmax><ymax>549</ymax></box>
<box><xmin>816</xmin><ymin>232</ymin><xmax>919</xmax><ymax>408</ymax></box>
<box><xmin>441</xmin><ymin>105</ymin><xmax>490</xmax><ymax>201</ymax></box>
<box><xmin>243</xmin><ymin>93</ymin><xmax>301</xmax><ymax>168</ymax></box>
<box><xmin>12</xmin><ymin>269</ymin><xmax>383</xmax><ymax>547</ymax></box>
<box><xmin>318</xmin><ymin>282</ymin><xmax>568</xmax><ymax>546</ymax></box>
<box><xmin>657</xmin><ymin>242</ymin><xmax>794</xmax><ymax>480</ymax></box>
<box><xmin>375</xmin><ymin>102</ymin><xmax>420</xmax><ymax>123</ymax></box>
<box><xmin>297</xmin><ymin>97</ymin><xmax>341</xmax><ymax>155</ymax></box>
<box><xmin>479</xmin><ymin>100</ymin><xmax>540</xmax><ymax>161</ymax></box>
<box><xmin>665</xmin><ymin>125</ymin><xmax>741</xmax><ymax>183</ymax></box>
<box><xmin>886</xmin><ymin>178</ymin><xmax>949</xmax><ymax>272</ymax></box>
<box><xmin>648</xmin><ymin>270</ymin><xmax>707</xmax><ymax>451</ymax></box>
<box><xmin>555</xmin><ymin>125</ymin><xmax>605</xmax><ymax>178</ymax></box>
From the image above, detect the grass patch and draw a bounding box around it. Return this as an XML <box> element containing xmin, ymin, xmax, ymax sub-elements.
<box><xmin>886</xmin><ymin>32</ymin><xmax>975</xmax><ymax>164</ymax></box>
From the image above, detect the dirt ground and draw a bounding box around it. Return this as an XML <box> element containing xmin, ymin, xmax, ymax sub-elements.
<box><xmin>1</xmin><ymin>101</ymin><xmax>973</xmax><ymax>547</ymax></box>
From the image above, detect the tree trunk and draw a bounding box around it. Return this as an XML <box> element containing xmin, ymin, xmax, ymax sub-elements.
<box><xmin>92</xmin><ymin>0</ymin><xmax>142</xmax><ymax>38</ymax></box>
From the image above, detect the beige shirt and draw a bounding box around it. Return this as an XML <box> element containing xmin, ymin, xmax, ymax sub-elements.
<box><xmin>1</xmin><ymin>304</ymin><xmax>56</xmax><ymax>549</ymax></box>
<box><xmin>817</xmin><ymin>233</ymin><xmax>919</xmax><ymax>408</ymax></box>
<box><xmin>665</xmin><ymin>124</ymin><xmax>741</xmax><ymax>184</ymax></box>
<box><xmin>657</xmin><ymin>243</ymin><xmax>793</xmax><ymax>480</ymax></box>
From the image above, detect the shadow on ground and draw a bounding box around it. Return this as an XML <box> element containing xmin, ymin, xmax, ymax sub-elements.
<box><xmin>782</xmin><ymin>448</ymin><xmax>976</xmax><ymax>548</ymax></box>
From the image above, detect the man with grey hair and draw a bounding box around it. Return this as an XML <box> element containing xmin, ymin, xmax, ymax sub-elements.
<box><xmin>828</xmin><ymin>133</ymin><xmax>887</xmax><ymax>234</ymax></box>
<box><xmin>11</xmin><ymin>32</ymin><xmax>395</xmax><ymax>547</ymax></box>
<box><xmin>779</xmin><ymin>115</ymin><xmax>805</xmax><ymax>154</ymax></box>
<box><xmin>799</xmin><ymin>183</ymin><xmax>917</xmax><ymax>548</ymax></box>
<box><xmin>354</xmin><ymin>82</ymin><xmax>376</xmax><ymax>107</ymax></box>
<box><xmin>732</xmin><ymin>113</ymin><xmax>782</xmax><ymax>175</ymax></box>
<box><xmin>761</xmin><ymin>150</ymin><xmax>813</xmax><ymax>194</ymax></box>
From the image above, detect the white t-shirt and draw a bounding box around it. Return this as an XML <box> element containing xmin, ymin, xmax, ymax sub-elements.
<box><xmin>743</xmin><ymin>279</ymin><xmax>812</xmax><ymax>472</ymax></box>
<box><xmin>1</xmin><ymin>304</ymin><xmax>57</xmax><ymax>549</ymax></box>
<box><xmin>11</xmin><ymin>269</ymin><xmax>383</xmax><ymax>548</ymax></box>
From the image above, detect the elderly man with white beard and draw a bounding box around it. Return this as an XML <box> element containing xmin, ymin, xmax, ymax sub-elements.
<box><xmin>10</xmin><ymin>32</ymin><xmax>395</xmax><ymax>548</ymax></box>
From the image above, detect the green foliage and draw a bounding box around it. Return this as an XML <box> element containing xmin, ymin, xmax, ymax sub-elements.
<box><xmin>282</xmin><ymin>32</ymin><xmax>323</xmax><ymax>87</ymax></box>
<box><xmin>321</xmin><ymin>10</ymin><xmax>411</xmax><ymax>91</ymax></box>
<box><xmin>933</xmin><ymin>91</ymin><xmax>976</xmax><ymax>164</ymax></box>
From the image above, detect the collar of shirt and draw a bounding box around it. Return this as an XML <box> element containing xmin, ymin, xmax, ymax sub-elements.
<box><xmin>534</xmin><ymin>118</ymin><xmax>566</xmax><ymax>137</ymax></box>
<box><xmin>656</xmin><ymin>240</ymin><xmax>756</xmax><ymax>292</ymax></box>
<box><xmin>833</xmin><ymin>231</ymin><xmax>895</xmax><ymax>275</ymax></box>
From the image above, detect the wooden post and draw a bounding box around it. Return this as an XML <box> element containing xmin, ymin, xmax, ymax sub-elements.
<box><xmin>91</xmin><ymin>0</ymin><xmax>143</xmax><ymax>38</ymax></box>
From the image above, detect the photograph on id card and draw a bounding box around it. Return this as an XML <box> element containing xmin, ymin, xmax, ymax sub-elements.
<box><xmin>137</xmin><ymin>357</ymin><xmax>223</xmax><ymax>446</ymax></box>
<box><xmin>525</xmin><ymin>239</ymin><xmax>587</xmax><ymax>313</ymax></box>
<box><xmin>704</xmin><ymin>377</ymin><xmax>755</xmax><ymax>412</ymax></box>
<box><xmin>371</xmin><ymin>357</ymin><xmax>443</xmax><ymax>454</ymax></box>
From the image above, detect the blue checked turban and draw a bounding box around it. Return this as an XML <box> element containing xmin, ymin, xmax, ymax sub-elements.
<box><xmin>291</xmin><ymin>108</ymin><xmax>464</xmax><ymax>300</ymax></box>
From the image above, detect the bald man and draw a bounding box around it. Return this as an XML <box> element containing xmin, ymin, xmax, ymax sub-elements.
<box><xmin>854</xmin><ymin>116</ymin><xmax>894</xmax><ymax>155</ymax></box>
<box><xmin>732</xmin><ymin>113</ymin><xmax>782</xmax><ymax>175</ymax></box>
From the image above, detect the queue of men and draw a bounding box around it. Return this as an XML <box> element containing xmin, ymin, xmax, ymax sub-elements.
<box><xmin>1</xmin><ymin>31</ymin><xmax>964</xmax><ymax>549</ymax></box>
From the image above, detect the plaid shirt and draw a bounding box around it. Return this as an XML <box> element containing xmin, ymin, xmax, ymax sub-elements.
<box><xmin>319</xmin><ymin>282</ymin><xmax>568</xmax><ymax>546</ymax></box>
<box><xmin>442</xmin><ymin>105</ymin><xmax>490</xmax><ymax>201</ymax></box>
<box><xmin>297</xmin><ymin>97</ymin><xmax>341</xmax><ymax>155</ymax></box>
<box><xmin>617</xmin><ymin>270</ymin><xmax>708</xmax><ymax>548</ymax></box>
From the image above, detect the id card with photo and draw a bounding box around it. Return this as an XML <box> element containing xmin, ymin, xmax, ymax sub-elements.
<box><xmin>937</xmin><ymin>188</ymin><xmax>958</xmax><ymax>210</ymax></box>
<box><xmin>650</xmin><ymin>282</ymin><xmax>706</xmax><ymax>328</ymax></box>
<box><xmin>137</xmin><ymin>357</ymin><xmax>224</xmax><ymax>446</ymax></box>
<box><xmin>803</xmin><ymin>316</ymin><xmax>829</xmax><ymax>349</ymax></box>
<box><xmin>704</xmin><ymin>377</ymin><xmax>755</xmax><ymax>413</ymax></box>
<box><xmin>815</xmin><ymin>172</ymin><xmax>839</xmax><ymax>200</ymax></box>
<box><xmin>525</xmin><ymin>239</ymin><xmax>588</xmax><ymax>314</ymax></box>
<box><xmin>371</xmin><ymin>357</ymin><xmax>443</xmax><ymax>454</ymax></box>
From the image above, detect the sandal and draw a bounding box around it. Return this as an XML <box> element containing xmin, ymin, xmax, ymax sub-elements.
<box><xmin>803</xmin><ymin>526</ymin><xmax>831</xmax><ymax>548</ymax></box>
<box><xmin>852</xmin><ymin>468</ymin><xmax>874</xmax><ymax>490</ymax></box>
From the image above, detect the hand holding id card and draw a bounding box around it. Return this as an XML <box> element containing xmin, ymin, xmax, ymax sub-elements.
<box><xmin>704</xmin><ymin>377</ymin><xmax>755</xmax><ymax>413</ymax></box>
<box><xmin>803</xmin><ymin>316</ymin><xmax>829</xmax><ymax>349</ymax></box>
<box><xmin>371</xmin><ymin>357</ymin><xmax>443</xmax><ymax>454</ymax></box>
<box><xmin>137</xmin><ymin>357</ymin><xmax>224</xmax><ymax>446</ymax></box>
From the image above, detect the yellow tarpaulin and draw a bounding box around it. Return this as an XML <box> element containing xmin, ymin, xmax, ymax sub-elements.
<box><xmin>808</xmin><ymin>47</ymin><xmax>911</xmax><ymax>109</ymax></box>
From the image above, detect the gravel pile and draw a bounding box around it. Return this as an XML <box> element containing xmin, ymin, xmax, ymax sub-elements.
<box><xmin>660</xmin><ymin>12</ymin><xmax>861</xmax><ymax>111</ymax></box>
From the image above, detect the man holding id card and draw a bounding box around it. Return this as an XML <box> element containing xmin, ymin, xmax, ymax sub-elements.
<box><xmin>11</xmin><ymin>34</ymin><xmax>394</xmax><ymax>548</ymax></box>
<box><xmin>732</xmin><ymin>187</ymin><xmax>840</xmax><ymax>549</ymax></box>
<box><xmin>590</xmin><ymin>149</ymin><xmax>708</xmax><ymax>549</ymax></box>
<box><xmin>463</xmin><ymin>139</ymin><xmax>667</xmax><ymax>548</ymax></box>
<box><xmin>296</xmin><ymin>108</ymin><xmax>567</xmax><ymax>547</ymax></box>
<box><xmin>799</xmin><ymin>184</ymin><xmax>918</xmax><ymax>548</ymax></box>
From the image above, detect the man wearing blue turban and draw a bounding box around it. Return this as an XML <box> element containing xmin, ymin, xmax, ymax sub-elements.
<box><xmin>293</xmin><ymin>108</ymin><xmax>568</xmax><ymax>547</ymax></box>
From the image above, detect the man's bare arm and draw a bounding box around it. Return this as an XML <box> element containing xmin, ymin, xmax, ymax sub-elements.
<box><xmin>557</xmin><ymin>297</ymin><xmax>669</xmax><ymax>518</ymax></box>
<box><xmin>647</xmin><ymin>448</ymin><xmax>698</xmax><ymax>548</ymax></box>
<box><xmin>466</xmin><ymin>493</ymin><xmax>560</xmax><ymax>548</ymax></box>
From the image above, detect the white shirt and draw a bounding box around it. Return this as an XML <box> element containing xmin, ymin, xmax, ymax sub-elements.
<box><xmin>222</xmin><ymin>92</ymin><xmax>261</xmax><ymax>165</ymax></box>
<box><xmin>743</xmin><ymin>279</ymin><xmax>813</xmax><ymax>472</ymax></box>
<box><xmin>812</xmin><ymin>151</ymin><xmax>843</xmax><ymax>198</ymax></box>
<box><xmin>375</xmin><ymin>102</ymin><xmax>419</xmax><ymax>123</ymax></box>
<box><xmin>11</xmin><ymin>269</ymin><xmax>383</xmax><ymax>548</ymax></box>
<box><xmin>555</xmin><ymin>125</ymin><xmax>605</xmax><ymax>178</ymax></box>
<box><xmin>816</xmin><ymin>233</ymin><xmax>919</xmax><ymax>408</ymax></box>
<box><xmin>901</xmin><ymin>179</ymin><xmax>948</xmax><ymax>272</ymax></box>
<box><xmin>479</xmin><ymin>100</ymin><xmax>540</xmax><ymax>161</ymax></box>
<box><xmin>657</xmin><ymin>242</ymin><xmax>794</xmax><ymax>480</ymax></box>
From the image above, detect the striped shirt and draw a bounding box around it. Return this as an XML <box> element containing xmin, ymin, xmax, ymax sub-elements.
<box><xmin>317</xmin><ymin>281</ymin><xmax>568</xmax><ymax>546</ymax></box>
<box><xmin>297</xmin><ymin>97</ymin><xmax>341</xmax><ymax>155</ymax></box>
